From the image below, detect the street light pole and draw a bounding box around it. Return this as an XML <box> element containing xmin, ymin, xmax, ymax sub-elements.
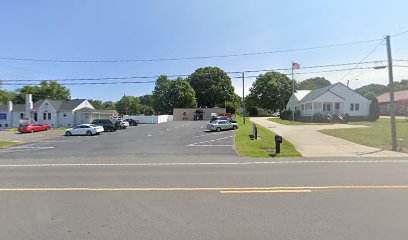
<box><xmin>242</xmin><ymin>72</ymin><xmax>246</xmax><ymax>125</ymax></box>
<box><xmin>291</xmin><ymin>62</ymin><xmax>295</xmax><ymax>124</ymax></box>
<box><xmin>385</xmin><ymin>35</ymin><xmax>398</xmax><ymax>151</ymax></box>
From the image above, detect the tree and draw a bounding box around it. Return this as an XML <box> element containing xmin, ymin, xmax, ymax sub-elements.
<box><xmin>138</xmin><ymin>94</ymin><xmax>154</xmax><ymax>107</ymax></box>
<box><xmin>88</xmin><ymin>99</ymin><xmax>104</xmax><ymax>109</ymax></box>
<box><xmin>297</xmin><ymin>77</ymin><xmax>331</xmax><ymax>90</ymax></box>
<box><xmin>15</xmin><ymin>80</ymin><xmax>70</xmax><ymax>103</ymax></box>
<box><xmin>187</xmin><ymin>67</ymin><xmax>235</xmax><ymax>107</ymax></box>
<box><xmin>369</xmin><ymin>98</ymin><xmax>380</xmax><ymax>121</ymax></box>
<box><xmin>115</xmin><ymin>96</ymin><xmax>142</xmax><ymax>115</ymax></box>
<box><xmin>102</xmin><ymin>101</ymin><xmax>116</xmax><ymax>110</ymax></box>
<box><xmin>153</xmin><ymin>75</ymin><xmax>197</xmax><ymax>114</ymax></box>
<box><xmin>247</xmin><ymin>72</ymin><xmax>293</xmax><ymax>112</ymax></box>
<box><xmin>355</xmin><ymin>84</ymin><xmax>388</xmax><ymax>99</ymax></box>
<box><xmin>0</xmin><ymin>81</ymin><xmax>16</xmax><ymax>104</ymax></box>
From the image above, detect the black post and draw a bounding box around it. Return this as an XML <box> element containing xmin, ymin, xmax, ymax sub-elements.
<box><xmin>275</xmin><ymin>135</ymin><xmax>283</xmax><ymax>154</ymax></box>
<box><xmin>252</xmin><ymin>124</ymin><xmax>257</xmax><ymax>140</ymax></box>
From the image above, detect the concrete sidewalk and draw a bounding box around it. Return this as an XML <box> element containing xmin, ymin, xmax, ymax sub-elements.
<box><xmin>251</xmin><ymin>117</ymin><xmax>408</xmax><ymax>158</ymax></box>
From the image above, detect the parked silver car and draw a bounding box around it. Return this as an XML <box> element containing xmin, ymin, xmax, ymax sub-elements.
<box><xmin>207</xmin><ymin>120</ymin><xmax>239</xmax><ymax>132</ymax></box>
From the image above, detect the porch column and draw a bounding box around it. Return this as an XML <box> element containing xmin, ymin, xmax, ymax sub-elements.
<box><xmin>332</xmin><ymin>102</ymin><xmax>334</xmax><ymax>114</ymax></box>
<box><xmin>311</xmin><ymin>102</ymin><xmax>314</xmax><ymax>122</ymax></box>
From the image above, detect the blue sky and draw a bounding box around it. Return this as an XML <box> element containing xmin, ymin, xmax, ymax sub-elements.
<box><xmin>0</xmin><ymin>0</ymin><xmax>408</xmax><ymax>101</ymax></box>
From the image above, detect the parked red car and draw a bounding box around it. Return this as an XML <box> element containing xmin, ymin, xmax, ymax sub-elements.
<box><xmin>18</xmin><ymin>123</ymin><xmax>50</xmax><ymax>133</ymax></box>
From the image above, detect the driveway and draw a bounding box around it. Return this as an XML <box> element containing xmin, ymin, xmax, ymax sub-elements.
<box><xmin>251</xmin><ymin>117</ymin><xmax>408</xmax><ymax>158</ymax></box>
<box><xmin>0</xmin><ymin>121</ymin><xmax>237</xmax><ymax>163</ymax></box>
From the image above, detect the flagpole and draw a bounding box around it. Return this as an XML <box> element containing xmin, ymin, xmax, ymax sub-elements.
<box><xmin>292</xmin><ymin>62</ymin><xmax>295</xmax><ymax>124</ymax></box>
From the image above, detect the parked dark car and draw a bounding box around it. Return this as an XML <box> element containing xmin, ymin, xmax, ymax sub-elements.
<box><xmin>125</xmin><ymin>119</ymin><xmax>139</xmax><ymax>126</ymax></box>
<box><xmin>91</xmin><ymin>119</ymin><xmax>117</xmax><ymax>132</ymax></box>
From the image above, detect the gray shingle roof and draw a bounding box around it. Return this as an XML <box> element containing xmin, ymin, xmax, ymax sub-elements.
<box><xmin>45</xmin><ymin>99</ymin><xmax>87</xmax><ymax>111</ymax></box>
<box><xmin>76</xmin><ymin>107</ymin><xmax>118</xmax><ymax>114</ymax></box>
<box><xmin>0</xmin><ymin>104</ymin><xmax>26</xmax><ymax>112</ymax></box>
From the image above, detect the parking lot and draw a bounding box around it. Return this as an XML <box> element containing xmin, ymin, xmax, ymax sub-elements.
<box><xmin>0</xmin><ymin>121</ymin><xmax>237</xmax><ymax>163</ymax></box>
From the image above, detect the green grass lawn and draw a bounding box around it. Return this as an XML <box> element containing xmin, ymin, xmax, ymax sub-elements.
<box><xmin>268</xmin><ymin>118</ymin><xmax>331</xmax><ymax>125</ymax></box>
<box><xmin>234</xmin><ymin>117</ymin><xmax>301</xmax><ymax>158</ymax></box>
<box><xmin>0</xmin><ymin>141</ymin><xmax>18</xmax><ymax>148</ymax></box>
<box><xmin>320</xmin><ymin>118</ymin><xmax>408</xmax><ymax>151</ymax></box>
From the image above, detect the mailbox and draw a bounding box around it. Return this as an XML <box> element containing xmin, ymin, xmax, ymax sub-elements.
<box><xmin>275</xmin><ymin>135</ymin><xmax>283</xmax><ymax>154</ymax></box>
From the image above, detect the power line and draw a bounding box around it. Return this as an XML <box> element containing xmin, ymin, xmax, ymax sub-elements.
<box><xmin>391</xmin><ymin>29</ymin><xmax>408</xmax><ymax>38</ymax></box>
<box><xmin>337</xmin><ymin>39</ymin><xmax>384</xmax><ymax>82</ymax></box>
<box><xmin>0</xmin><ymin>39</ymin><xmax>382</xmax><ymax>63</ymax></box>
<box><xmin>5</xmin><ymin>66</ymin><xmax>399</xmax><ymax>86</ymax></box>
<box><xmin>0</xmin><ymin>60</ymin><xmax>386</xmax><ymax>82</ymax></box>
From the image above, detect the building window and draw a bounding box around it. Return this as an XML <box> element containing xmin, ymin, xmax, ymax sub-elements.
<box><xmin>43</xmin><ymin>112</ymin><xmax>47</xmax><ymax>120</ymax></box>
<box><xmin>335</xmin><ymin>103</ymin><xmax>340</xmax><ymax>110</ymax></box>
<box><xmin>63</xmin><ymin>113</ymin><xmax>67</xmax><ymax>117</ymax></box>
<box><xmin>350</xmin><ymin>104</ymin><xmax>354</xmax><ymax>111</ymax></box>
<box><xmin>48</xmin><ymin>113</ymin><xmax>52</xmax><ymax>120</ymax></box>
<box><xmin>20</xmin><ymin>113</ymin><xmax>24</xmax><ymax>118</ymax></box>
<box><xmin>355</xmin><ymin>103</ymin><xmax>360</xmax><ymax>111</ymax></box>
<box><xmin>34</xmin><ymin>112</ymin><xmax>38</xmax><ymax>121</ymax></box>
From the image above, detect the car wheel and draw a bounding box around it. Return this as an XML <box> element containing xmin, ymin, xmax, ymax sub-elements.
<box><xmin>46</xmin><ymin>127</ymin><xmax>50</xmax><ymax>131</ymax></box>
<box><xmin>233</xmin><ymin>125</ymin><xmax>237</xmax><ymax>130</ymax></box>
<box><xmin>65</xmin><ymin>131</ymin><xmax>72</xmax><ymax>136</ymax></box>
<box><xmin>216</xmin><ymin>127</ymin><xmax>221</xmax><ymax>132</ymax></box>
<box><xmin>30</xmin><ymin>129</ymin><xmax>35</xmax><ymax>133</ymax></box>
<box><xmin>86</xmin><ymin>131</ymin><xmax>93</xmax><ymax>136</ymax></box>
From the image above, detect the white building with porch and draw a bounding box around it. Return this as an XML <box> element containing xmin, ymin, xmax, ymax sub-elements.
<box><xmin>0</xmin><ymin>94</ymin><xmax>118</xmax><ymax>129</ymax></box>
<box><xmin>286</xmin><ymin>83</ymin><xmax>370</xmax><ymax>119</ymax></box>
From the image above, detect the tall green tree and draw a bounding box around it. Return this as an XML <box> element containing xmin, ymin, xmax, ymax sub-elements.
<box><xmin>102</xmin><ymin>101</ymin><xmax>116</xmax><ymax>110</ymax></box>
<box><xmin>247</xmin><ymin>72</ymin><xmax>293</xmax><ymax>112</ymax></box>
<box><xmin>355</xmin><ymin>84</ymin><xmax>388</xmax><ymax>99</ymax></box>
<box><xmin>187</xmin><ymin>67</ymin><xmax>235</xmax><ymax>107</ymax></box>
<box><xmin>0</xmin><ymin>81</ymin><xmax>16</xmax><ymax>104</ymax></box>
<box><xmin>138</xmin><ymin>94</ymin><xmax>154</xmax><ymax>107</ymax></box>
<box><xmin>15</xmin><ymin>81</ymin><xmax>70</xmax><ymax>103</ymax></box>
<box><xmin>152</xmin><ymin>75</ymin><xmax>197</xmax><ymax>114</ymax></box>
<box><xmin>297</xmin><ymin>77</ymin><xmax>331</xmax><ymax>90</ymax></box>
<box><xmin>88</xmin><ymin>99</ymin><xmax>104</xmax><ymax>109</ymax></box>
<box><xmin>115</xmin><ymin>96</ymin><xmax>142</xmax><ymax>115</ymax></box>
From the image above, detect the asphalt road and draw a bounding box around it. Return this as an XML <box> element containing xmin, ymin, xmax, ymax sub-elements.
<box><xmin>1</xmin><ymin>121</ymin><xmax>408</xmax><ymax>239</ymax></box>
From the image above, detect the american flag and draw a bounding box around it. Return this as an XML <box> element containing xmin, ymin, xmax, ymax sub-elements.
<box><xmin>292</xmin><ymin>62</ymin><xmax>300</xmax><ymax>70</ymax></box>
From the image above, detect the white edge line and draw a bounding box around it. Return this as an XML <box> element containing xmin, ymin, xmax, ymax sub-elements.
<box><xmin>0</xmin><ymin>160</ymin><xmax>407</xmax><ymax>168</ymax></box>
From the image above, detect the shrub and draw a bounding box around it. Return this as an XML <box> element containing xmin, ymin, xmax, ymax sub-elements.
<box><xmin>247</xmin><ymin>107</ymin><xmax>258</xmax><ymax>116</ymax></box>
<box><xmin>280</xmin><ymin>110</ymin><xmax>291</xmax><ymax>120</ymax></box>
<box><xmin>369</xmin><ymin>98</ymin><xmax>380</xmax><ymax>121</ymax></box>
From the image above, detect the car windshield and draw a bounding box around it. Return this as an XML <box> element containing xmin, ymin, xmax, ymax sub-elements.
<box><xmin>1</xmin><ymin>2</ymin><xmax>406</xmax><ymax>239</ymax></box>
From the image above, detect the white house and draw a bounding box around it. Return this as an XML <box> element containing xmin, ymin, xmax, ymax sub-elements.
<box><xmin>0</xmin><ymin>94</ymin><xmax>118</xmax><ymax>129</ymax></box>
<box><xmin>286</xmin><ymin>83</ymin><xmax>370</xmax><ymax>119</ymax></box>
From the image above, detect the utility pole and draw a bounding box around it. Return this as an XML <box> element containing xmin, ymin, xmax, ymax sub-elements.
<box><xmin>385</xmin><ymin>35</ymin><xmax>397</xmax><ymax>151</ymax></box>
<box><xmin>291</xmin><ymin>62</ymin><xmax>295</xmax><ymax>124</ymax></box>
<box><xmin>242</xmin><ymin>72</ymin><xmax>246</xmax><ymax>125</ymax></box>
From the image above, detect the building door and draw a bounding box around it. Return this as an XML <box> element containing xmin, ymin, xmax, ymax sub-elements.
<box><xmin>194</xmin><ymin>110</ymin><xmax>204</xmax><ymax>120</ymax></box>
<box><xmin>323</xmin><ymin>103</ymin><xmax>331</xmax><ymax>113</ymax></box>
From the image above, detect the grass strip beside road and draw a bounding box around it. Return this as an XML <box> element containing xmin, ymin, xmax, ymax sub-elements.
<box><xmin>320</xmin><ymin>118</ymin><xmax>408</xmax><ymax>152</ymax></box>
<box><xmin>268</xmin><ymin>118</ymin><xmax>331</xmax><ymax>125</ymax></box>
<box><xmin>0</xmin><ymin>141</ymin><xmax>19</xmax><ymax>148</ymax></box>
<box><xmin>234</xmin><ymin>116</ymin><xmax>301</xmax><ymax>158</ymax></box>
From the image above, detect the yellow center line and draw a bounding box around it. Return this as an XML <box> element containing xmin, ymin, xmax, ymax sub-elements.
<box><xmin>0</xmin><ymin>185</ymin><xmax>407</xmax><ymax>192</ymax></box>
<box><xmin>220</xmin><ymin>190</ymin><xmax>313</xmax><ymax>194</ymax></box>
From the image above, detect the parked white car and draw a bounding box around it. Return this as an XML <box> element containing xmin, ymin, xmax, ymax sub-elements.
<box><xmin>65</xmin><ymin>124</ymin><xmax>104</xmax><ymax>136</ymax></box>
<box><xmin>122</xmin><ymin>120</ymin><xmax>130</xmax><ymax>127</ymax></box>
<box><xmin>207</xmin><ymin>120</ymin><xmax>239</xmax><ymax>132</ymax></box>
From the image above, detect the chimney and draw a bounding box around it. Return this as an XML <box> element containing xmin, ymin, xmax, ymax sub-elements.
<box><xmin>7</xmin><ymin>101</ymin><xmax>13</xmax><ymax>112</ymax></box>
<box><xmin>25</xmin><ymin>94</ymin><xmax>33</xmax><ymax>117</ymax></box>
